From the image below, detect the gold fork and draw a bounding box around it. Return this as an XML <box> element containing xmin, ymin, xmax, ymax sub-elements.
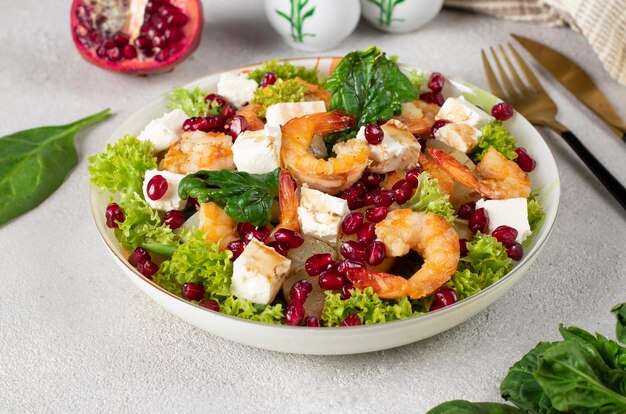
<box><xmin>481</xmin><ymin>44</ymin><xmax>626</xmax><ymax>210</ymax></box>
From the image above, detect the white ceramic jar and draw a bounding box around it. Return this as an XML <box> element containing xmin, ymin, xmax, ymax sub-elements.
<box><xmin>265</xmin><ymin>0</ymin><xmax>361</xmax><ymax>51</ymax></box>
<box><xmin>360</xmin><ymin>0</ymin><xmax>443</xmax><ymax>33</ymax></box>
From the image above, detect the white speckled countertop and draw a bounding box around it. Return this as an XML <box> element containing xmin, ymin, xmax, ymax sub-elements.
<box><xmin>1</xmin><ymin>1</ymin><xmax>625</xmax><ymax>412</ymax></box>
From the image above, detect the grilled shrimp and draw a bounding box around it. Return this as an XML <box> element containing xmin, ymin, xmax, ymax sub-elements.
<box><xmin>429</xmin><ymin>147</ymin><xmax>531</xmax><ymax>199</ymax></box>
<box><xmin>274</xmin><ymin>169</ymin><xmax>300</xmax><ymax>233</ymax></box>
<box><xmin>236</xmin><ymin>104</ymin><xmax>265</xmax><ymax>131</ymax></box>
<box><xmin>348</xmin><ymin>209</ymin><xmax>460</xmax><ymax>300</ymax></box>
<box><xmin>199</xmin><ymin>202</ymin><xmax>238</xmax><ymax>250</ymax></box>
<box><xmin>394</xmin><ymin>99</ymin><xmax>439</xmax><ymax>135</ymax></box>
<box><xmin>418</xmin><ymin>152</ymin><xmax>455</xmax><ymax>195</ymax></box>
<box><xmin>294</xmin><ymin>77</ymin><xmax>331</xmax><ymax>106</ymax></box>
<box><xmin>280</xmin><ymin>111</ymin><xmax>369</xmax><ymax>195</ymax></box>
<box><xmin>160</xmin><ymin>131</ymin><xmax>235</xmax><ymax>175</ymax></box>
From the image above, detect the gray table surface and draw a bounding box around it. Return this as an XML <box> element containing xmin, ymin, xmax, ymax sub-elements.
<box><xmin>1</xmin><ymin>1</ymin><xmax>625</xmax><ymax>412</ymax></box>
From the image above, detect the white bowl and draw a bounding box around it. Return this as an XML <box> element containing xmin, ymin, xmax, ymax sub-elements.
<box><xmin>90</xmin><ymin>57</ymin><xmax>560</xmax><ymax>355</ymax></box>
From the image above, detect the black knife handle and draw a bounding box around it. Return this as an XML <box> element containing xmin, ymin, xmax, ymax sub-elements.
<box><xmin>561</xmin><ymin>130</ymin><xmax>626</xmax><ymax>210</ymax></box>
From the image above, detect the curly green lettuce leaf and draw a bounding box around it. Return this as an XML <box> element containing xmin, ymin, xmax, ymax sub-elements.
<box><xmin>87</xmin><ymin>135</ymin><xmax>156</xmax><ymax>197</ymax></box>
<box><xmin>167</xmin><ymin>86</ymin><xmax>222</xmax><ymax>117</ymax></box>
<box><xmin>247</xmin><ymin>59</ymin><xmax>320</xmax><ymax>85</ymax></box>
<box><xmin>612</xmin><ymin>303</ymin><xmax>626</xmax><ymax>345</ymax></box>
<box><xmin>427</xmin><ymin>400</ymin><xmax>524</xmax><ymax>414</ymax></box>
<box><xmin>447</xmin><ymin>233</ymin><xmax>512</xmax><ymax>299</ymax></box>
<box><xmin>408</xmin><ymin>69</ymin><xmax>428</xmax><ymax>91</ymax></box>
<box><xmin>219</xmin><ymin>297</ymin><xmax>284</xmax><ymax>324</ymax></box>
<box><xmin>321</xmin><ymin>287</ymin><xmax>420</xmax><ymax>327</ymax></box>
<box><xmin>402</xmin><ymin>171</ymin><xmax>455</xmax><ymax>223</ymax></box>
<box><xmin>528</xmin><ymin>196</ymin><xmax>545</xmax><ymax>233</ymax></box>
<box><xmin>472</xmin><ymin>121</ymin><xmax>518</xmax><ymax>162</ymax></box>
<box><xmin>115</xmin><ymin>193</ymin><xmax>178</xmax><ymax>252</ymax></box>
<box><xmin>251</xmin><ymin>79</ymin><xmax>307</xmax><ymax>117</ymax></box>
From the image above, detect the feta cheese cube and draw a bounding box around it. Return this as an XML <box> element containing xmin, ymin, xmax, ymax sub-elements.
<box><xmin>436</xmin><ymin>97</ymin><xmax>493</xmax><ymax>129</ymax></box>
<box><xmin>265</xmin><ymin>100</ymin><xmax>327</xmax><ymax>127</ymax></box>
<box><xmin>230</xmin><ymin>239</ymin><xmax>292</xmax><ymax>305</ymax></box>
<box><xmin>475</xmin><ymin>198</ymin><xmax>531</xmax><ymax>243</ymax></box>
<box><xmin>217</xmin><ymin>72</ymin><xmax>259</xmax><ymax>108</ymax></box>
<box><xmin>434</xmin><ymin>122</ymin><xmax>481</xmax><ymax>153</ymax></box>
<box><xmin>142</xmin><ymin>169</ymin><xmax>187</xmax><ymax>211</ymax></box>
<box><xmin>231</xmin><ymin>125</ymin><xmax>281</xmax><ymax>174</ymax></box>
<box><xmin>297</xmin><ymin>185</ymin><xmax>350</xmax><ymax>244</ymax></box>
<box><xmin>355</xmin><ymin>120</ymin><xmax>421</xmax><ymax>173</ymax></box>
<box><xmin>138</xmin><ymin>109</ymin><xmax>188</xmax><ymax>153</ymax></box>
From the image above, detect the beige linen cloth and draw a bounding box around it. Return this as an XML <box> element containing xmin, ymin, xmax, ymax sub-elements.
<box><xmin>445</xmin><ymin>0</ymin><xmax>626</xmax><ymax>85</ymax></box>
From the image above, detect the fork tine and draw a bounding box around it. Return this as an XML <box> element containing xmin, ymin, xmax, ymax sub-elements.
<box><xmin>490</xmin><ymin>46</ymin><xmax>519</xmax><ymax>100</ymax></box>
<box><xmin>481</xmin><ymin>49</ymin><xmax>505</xmax><ymax>100</ymax></box>
<box><xmin>507</xmin><ymin>44</ymin><xmax>546</xmax><ymax>94</ymax></box>
<box><xmin>499</xmin><ymin>44</ymin><xmax>529</xmax><ymax>96</ymax></box>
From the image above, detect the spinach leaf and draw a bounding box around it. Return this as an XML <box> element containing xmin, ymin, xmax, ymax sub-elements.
<box><xmin>0</xmin><ymin>109</ymin><xmax>111</xmax><ymax>226</ymax></box>
<box><xmin>534</xmin><ymin>340</ymin><xmax>626</xmax><ymax>413</ymax></box>
<box><xmin>612</xmin><ymin>303</ymin><xmax>626</xmax><ymax>344</ymax></box>
<box><xmin>500</xmin><ymin>342</ymin><xmax>558</xmax><ymax>414</ymax></box>
<box><xmin>178</xmin><ymin>168</ymin><xmax>280</xmax><ymax>226</ymax></box>
<box><xmin>426</xmin><ymin>400</ymin><xmax>523</xmax><ymax>414</ymax></box>
<box><xmin>559</xmin><ymin>325</ymin><xmax>626</xmax><ymax>370</ymax></box>
<box><xmin>325</xmin><ymin>47</ymin><xmax>417</xmax><ymax>128</ymax></box>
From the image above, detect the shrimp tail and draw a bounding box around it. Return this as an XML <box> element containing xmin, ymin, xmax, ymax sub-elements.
<box><xmin>348</xmin><ymin>269</ymin><xmax>410</xmax><ymax>300</ymax></box>
<box><xmin>306</xmin><ymin>111</ymin><xmax>355</xmax><ymax>135</ymax></box>
<box><xmin>275</xmin><ymin>169</ymin><xmax>300</xmax><ymax>233</ymax></box>
<box><xmin>428</xmin><ymin>148</ymin><xmax>495</xmax><ymax>197</ymax></box>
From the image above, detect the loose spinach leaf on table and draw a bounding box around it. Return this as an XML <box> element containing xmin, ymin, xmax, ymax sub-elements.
<box><xmin>426</xmin><ymin>400</ymin><xmax>524</xmax><ymax>414</ymax></box>
<box><xmin>612</xmin><ymin>303</ymin><xmax>626</xmax><ymax>344</ymax></box>
<box><xmin>0</xmin><ymin>109</ymin><xmax>111</xmax><ymax>226</ymax></box>
<box><xmin>178</xmin><ymin>168</ymin><xmax>280</xmax><ymax>227</ymax></box>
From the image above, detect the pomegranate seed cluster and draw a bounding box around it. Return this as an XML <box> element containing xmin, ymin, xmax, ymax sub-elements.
<box><xmin>74</xmin><ymin>0</ymin><xmax>191</xmax><ymax>63</ymax></box>
<box><xmin>226</xmin><ymin>224</ymin><xmax>304</xmax><ymax>263</ymax></box>
<box><xmin>181</xmin><ymin>93</ymin><xmax>248</xmax><ymax>143</ymax></box>
<box><xmin>419</xmin><ymin>72</ymin><xmax>445</xmax><ymax>106</ymax></box>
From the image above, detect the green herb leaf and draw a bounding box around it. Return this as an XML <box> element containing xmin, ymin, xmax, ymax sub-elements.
<box><xmin>178</xmin><ymin>168</ymin><xmax>280</xmax><ymax>226</ymax></box>
<box><xmin>142</xmin><ymin>243</ymin><xmax>177</xmax><ymax>257</ymax></box>
<box><xmin>402</xmin><ymin>171</ymin><xmax>455</xmax><ymax>223</ymax></box>
<box><xmin>247</xmin><ymin>59</ymin><xmax>320</xmax><ymax>85</ymax></box>
<box><xmin>251</xmin><ymin>79</ymin><xmax>307</xmax><ymax>117</ymax></box>
<box><xmin>167</xmin><ymin>86</ymin><xmax>222</xmax><ymax>117</ymax></box>
<box><xmin>612</xmin><ymin>304</ymin><xmax>626</xmax><ymax>344</ymax></box>
<box><xmin>426</xmin><ymin>400</ymin><xmax>524</xmax><ymax>414</ymax></box>
<box><xmin>0</xmin><ymin>109</ymin><xmax>111</xmax><ymax>226</ymax></box>
<box><xmin>534</xmin><ymin>339</ymin><xmax>626</xmax><ymax>412</ymax></box>
<box><xmin>88</xmin><ymin>135</ymin><xmax>156</xmax><ymax>198</ymax></box>
<box><xmin>471</xmin><ymin>121</ymin><xmax>518</xmax><ymax>162</ymax></box>
<box><xmin>325</xmin><ymin>47</ymin><xmax>417</xmax><ymax>127</ymax></box>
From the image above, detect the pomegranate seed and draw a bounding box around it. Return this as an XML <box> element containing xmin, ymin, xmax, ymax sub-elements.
<box><xmin>304</xmin><ymin>316</ymin><xmax>321</xmax><ymax>327</ymax></box>
<box><xmin>227</xmin><ymin>239</ymin><xmax>247</xmax><ymax>261</ymax></box>
<box><xmin>420</xmin><ymin>91</ymin><xmax>444</xmax><ymax>106</ymax></box>
<box><xmin>102</xmin><ymin>39</ymin><xmax>116</xmax><ymax>50</ymax></box>
<box><xmin>145</xmin><ymin>0</ymin><xmax>160</xmax><ymax>13</ymax></box>
<box><xmin>305</xmin><ymin>253</ymin><xmax>335</xmax><ymax>276</ymax></box>
<box><xmin>364</xmin><ymin>123</ymin><xmax>384</xmax><ymax>145</ymax></box>
<box><xmin>112</xmin><ymin>32</ymin><xmax>129</xmax><ymax>45</ymax></box>
<box><xmin>205</xmin><ymin>93</ymin><xmax>227</xmax><ymax>107</ymax></box>
<box><xmin>290</xmin><ymin>280</ymin><xmax>313</xmax><ymax>303</ymax></box>
<box><xmin>186</xmin><ymin>197</ymin><xmax>199</xmax><ymax>210</ymax></box>
<box><xmin>135</xmin><ymin>35</ymin><xmax>153</xmax><ymax>50</ymax></box>
<box><xmin>182</xmin><ymin>282</ymin><xmax>205</xmax><ymax>301</ymax></box>
<box><xmin>137</xmin><ymin>260</ymin><xmax>159</xmax><ymax>279</ymax></box>
<box><xmin>431</xmin><ymin>286</ymin><xmax>458</xmax><ymax>311</ymax></box>
<box><xmin>122</xmin><ymin>45</ymin><xmax>137</xmax><ymax>59</ymax></box>
<box><xmin>146</xmin><ymin>175</ymin><xmax>168</xmax><ymax>200</ymax></box>
<box><xmin>363</xmin><ymin>189</ymin><xmax>381</xmax><ymax>206</ymax></box>
<box><xmin>199</xmin><ymin>299</ymin><xmax>220</xmax><ymax>312</ymax></box>
<box><xmin>155</xmin><ymin>48</ymin><xmax>170</xmax><ymax>62</ymax></box>
<box><xmin>75</xmin><ymin>2</ymin><xmax>90</xmax><ymax>21</ymax></box>
<box><xmin>366</xmin><ymin>206</ymin><xmax>389</xmax><ymax>223</ymax></box>
<box><xmin>260</xmin><ymin>72</ymin><xmax>278</xmax><ymax>87</ymax></box>
<box><xmin>245</xmin><ymin>227</ymin><xmax>270</xmax><ymax>243</ymax></box>
<box><xmin>75</xmin><ymin>24</ymin><xmax>89</xmax><ymax>39</ymax></box>
<box><xmin>366</xmin><ymin>240</ymin><xmax>386</xmax><ymax>266</ymax></box>
<box><xmin>336</xmin><ymin>259</ymin><xmax>366</xmax><ymax>277</ymax></box>
<box><xmin>204</xmin><ymin>115</ymin><xmax>224</xmax><ymax>131</ymax></box>
<box><xmin>285</xmin><ymin>302</ymin><xmax>305</xmax><ymax>326</ymax></box>
<box><xmin>491</xmin><ymin>225</ymin><xmax>518</xmax><ymax>247</ymax></box>
<box><xmin>430</xmin><ymin>119</ymin><xmax>450</xmax><ymax>137</ymax></box>
<box><xmin>468</xmin><ymin>208</ymin><xmax>489</xmax><ymax>234</ymax></box>
<box><xmin>319</xmin><ymin>271</ymin><xmax>345</xmax><ymax>290</ymax></box>
<box><xmin>340</xmin><ymin>313</ymin><xmax>362</xmax><ymax>327</ymax></box>
<box><xmin>341</xmin><ymin>282</ymin><xmax>354</xmax><ymax>299</ymax></box>
<box><xmin>96</xmin><ymin>46</ymin><xmax>107</xmax><ymax>58</ymax></box>
<box><xmin>183</xmin><ymin>117</ymin><xmax>206</xmax><ymax>131</ymax></box>
<box><xmin>221</xmin><ymin>105</ymin><xmax>236</xmax><ymax>119</ymax></box>
<box><xmin>361</xmin><ymin>172</ymin><xmax>384</xmax><ymax>188</ymax></box>
<box><xmin>163</xmin><ymin>209</ymin><xmax>185</xmax><ymax>229</ymax></box>
<box><xmin>515</xmin><ymin>147</ymin><xmax>537</xmax><ymax>172</ymax></box>
<box><xmin>237</xmin><ymin>222</ymin><xmax>255</xmax><ymax>237</ymax></box>
<box><xmin>151</xmin><ymin>15</ymin><xmax>166</xmax><ymax>31</ymax></box>
<box><xmin>267</xmin><ymin>240</ymin><xmax>289</xmax><ymax>256</ymax></box>
<box><xmin>340</xmin><ymin>188</ymin><xmax>363</xmax><ymax>210</ymax></box>
<box><xmin>392</xmin><ymin>179</ymin><xmax>416</xmax><ymax>204</ymax></box>
<box><xmin>428</xmin><ymin>72</ymin><xmax>445</xmax><ymax>93</ymax></box>
<box><xmin>166</xmin><ymin>12</ymin><xmax>188</xmax><ymax>27</ymax></box>
<box><xmin>227</xmin><ymin>115</ymin><xmax>248</xmax><ymax>141</ymax></box>
<box><xmin>459</xmin><ymin>239</ymin><xmax>468</xmax><ymax>257</ymax></box>
<box><xmin>340</xmin><ymin>240</ymin><xmax>367</xmax><ymax>261</ymax></box>
<box><xmin>507</xmin><ymin>242</ymin><xmax>524</xmax><ymax>261</ymax></box>
<box><xmin>273</xmin><ymin>229</ymin><xmax>304</xmax><ymax>248</ymax></box>
<box><xmin>357</xmin><ymin>223</ymin><xmax>377</xmax><ymax>245</ymax></box>
<box><xmin>106</xmin><ymin>47</ymin><xmax>122</xmax><ymax>62</ymax></box>
<box><xmin>491</xmin><ymin>102</ymin><xmax>514</xmax><ymax>121</ymax></box>
<box><xmin>129</xmin><ymin>247</ymin><xmax>151</xmax><ymax>267</ymax></box>
<box><xmin>158</xmin><ymin>4</ymin><xmax>177</xmax><ymax>17</ymax></box>
<box><xmin>373</xmin><ymin>190</ymin><xmax>395</xmax><ymax>207</ymax></box>
<box><xmin>405</xmin><ymin>166</ymin><xmax>423</xmax><ymax>184</ymax></box>
<box><xmin>342</xmin><ymin>212</ymin><xmax>364</xmax><ymax>235</ymax></box>
<box><xmin>350</xmin><ymin>181</ymin><xmax>367</xmax><ymax>196</ymax></box>
<box><xmin>457</xmin><ymin>201</ymin><xmax>476</xmax><ymax>220</ymax></box>
<box><xmin>105</xmin><ymin>202</ymin><xmax>124</xmax><ymax>228</ymax></box>
<box><xmin>164</xmin><ymin>28</ymin><xmax>183</xmax><ymax>42</ymax></box>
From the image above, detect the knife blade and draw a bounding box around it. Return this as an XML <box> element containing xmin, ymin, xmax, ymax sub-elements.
<box><xmin>512</xmin><ymin>33</ymin><xmax>626</xmax><ymax>142</ymax></box>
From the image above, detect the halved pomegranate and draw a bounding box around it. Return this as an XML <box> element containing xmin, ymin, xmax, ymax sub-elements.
<box><xmin>70</xmin><ymin>0</ymin><xmax>203</xmax><ymax>75</ymax></box>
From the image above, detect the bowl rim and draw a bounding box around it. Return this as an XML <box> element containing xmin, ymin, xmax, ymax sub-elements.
<box><xmin>89</xmin><ymin>56</ymin><xmax>561</xmax><ymax>335</ymax></box>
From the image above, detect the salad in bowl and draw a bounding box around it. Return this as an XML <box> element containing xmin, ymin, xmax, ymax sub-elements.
<box><xmin>89</xmin><ymin>47</ymin><xmax>549</xmax><ymax>333</ymax></box>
